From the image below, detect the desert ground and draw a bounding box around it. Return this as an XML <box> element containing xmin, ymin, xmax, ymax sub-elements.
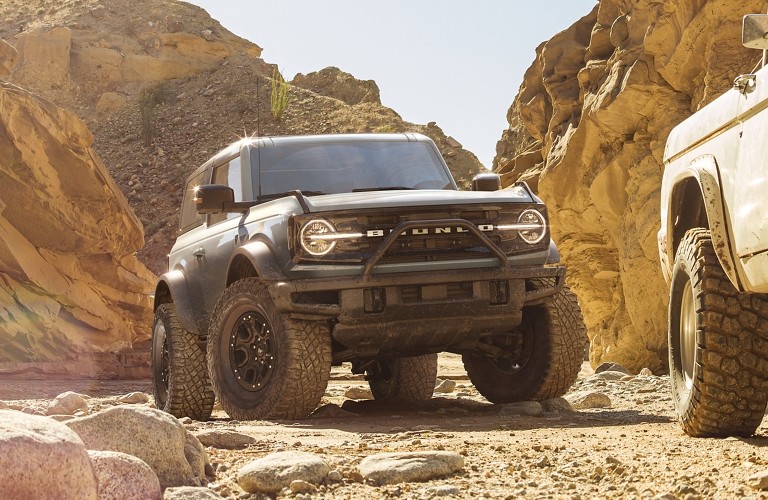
<box><xmin>2</xmin><ymin>355</ymin><xmax>768</xmax><ymax>499</ymax></box>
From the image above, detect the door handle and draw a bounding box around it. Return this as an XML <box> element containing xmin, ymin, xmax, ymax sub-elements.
<box><xmin>193</xmin><ymin>248</ymin><xmax>205</xmax><ymax>258</ymax></box>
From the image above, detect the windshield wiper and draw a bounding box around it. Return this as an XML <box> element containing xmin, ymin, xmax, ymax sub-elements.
<box><xmin>352</xmin><ymin>186</ymin><xmax>414</xmax><ymax>192</ymax></box>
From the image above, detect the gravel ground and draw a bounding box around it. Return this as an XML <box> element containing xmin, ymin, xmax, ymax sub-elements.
<box><xmin>2</xmin><ymin>354</ymin><xmax>768</xmax><ymax>499</ymax></box>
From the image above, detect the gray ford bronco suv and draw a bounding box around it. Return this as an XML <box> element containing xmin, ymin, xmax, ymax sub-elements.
<box><xmin>151</xmin><ymin>133</ymin><xmax>586</xmax><ymax>420</ymax></box>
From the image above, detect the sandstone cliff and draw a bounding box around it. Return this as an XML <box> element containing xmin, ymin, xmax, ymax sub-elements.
<box><xmin>0</xmin><ymin>78</ymin><xmax>155</xmax><ymax>371</ymax></box>
<box><xmin>495</xmin><ymin>0</ymin><xmax>767</xmax><ymax>372</ymax></box>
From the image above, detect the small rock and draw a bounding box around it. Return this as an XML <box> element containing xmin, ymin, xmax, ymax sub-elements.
<box><xmin>344</xmin><ymin>387</ymin><xmax>373</xmax><ymax>400</ymax></box>
<box><xmin>328</xmin><ymin>470</ymin><xmax>343</xmax><ymax>482</ymax></box>
<box><xmin>289</xmin><ymin>479</ymin><xmax>316</xmax><ymax>494</ymax></box>
<box><xmin>118</xmin><ymin>392</ymin><xmax>149</xmax><ymax>404</ymax></box>
<box><xmin>498</xmin><ymin>401</ymin><xmax>543</xmax><ymax>417</ymax></box>
<box><xmin>194</xmin><ymin>429</ymin><xmax>257</xmax><ymax>449</ymax></box>
<box><xmin>0</xmin><ymin>400</ymin><xmax>7</xmax><ymax>409</ymax></box>
<box><xmin>358</xmin><ymin>451</ymin><xmax>464</xmax><ymax>485</ymax></box>
<box><xmin>541</xmin><ymin>398</ymin><xmax>574</xmax><ymax>413</ymax></box>
<box><xmin>594</xmin><ymin>362</ymin><xmax>631</xmax><ymax>375</ymax></box>
<box><xmin>310</xmin><ymin>404</ymin><xmax>358</xmax><ymax>418</ymax></box>
<box><xmin>47</xmin><ymin>391</ymin><xmax>89</xmax><ymax>416</ymax></box>
<box><xmin>424</xmin><ymin>484</ymin><xmax>461</xmax><ymax>497</ymax></box>
<box><xmin>164</xmin><ymin>486</ymin><xmax>224</xmax><ymax>499</ymax></box>
<box><xmin>589</xmin><ymin>371</ymin><xmax>627</xmax><ymax>382</ymax></box>
<box><xmin>639</xmin><ymin>367</ymin><xmax>654</xmax><ymax>376</ymax></box>
<box><xmin>200</xmin><ymin>29</ymin><xmax>214</xmax><ymax>41</ymax></box>
<box><xmin>747</xmin><ymin>471</ymin><xmax>768</xmax><ymax>490</ymax></box>
<box><xmin>434</xmin><ymin>379</ymin><xmax>457</xmax><ymax>393</ymax></box>
<box><xmin>564</xmin><ymin>391</ymin><xmax>612</xmax><ymax>410</ymax></box>
<box><xmin>236</xmin><ymin>451</ymin><xmax>330</xmax><ymax>494</ymax></box>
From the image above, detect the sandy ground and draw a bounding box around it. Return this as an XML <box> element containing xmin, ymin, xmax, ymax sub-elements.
<box><xmin>3</xmin><ymin>354</ymin><xmax>768</xmax><ymax>499</ymax></box>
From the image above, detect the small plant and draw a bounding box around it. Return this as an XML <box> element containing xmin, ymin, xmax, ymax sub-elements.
<box><xmin>138</xmin><ymin>83</ymin><xmax>169</xmax><ymax>146</ymax></box>
<box><xmin>270</xmin><ymin>66</ymin><xmax>290</xmax><ymax>121</ymax></box>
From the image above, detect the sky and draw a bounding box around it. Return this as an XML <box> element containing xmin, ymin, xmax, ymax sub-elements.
<box><xmin>185</xmin><ymin>1</ymin><xmax>597</xmax><ymax>168</ymax></box>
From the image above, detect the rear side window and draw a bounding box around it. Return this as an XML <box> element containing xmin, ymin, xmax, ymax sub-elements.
<box><xmin>179</xmin><ymin>169</ymin><xmax>208</xmax><ymax>233</ymax></box>
<box><xmin>209</xmin><ymin>156</ymin><xmax>244</xmax><ymax>225</ymax></box>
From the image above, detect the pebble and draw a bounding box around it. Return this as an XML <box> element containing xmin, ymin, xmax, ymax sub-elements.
<box><xmin>434</xmin><ymin>379</ymin><xmax>457</xmax><ymax>393</ymax></box>
<box><xmin>564</xmin><ymin>391</ymin><xmax>612</xmax><ymax>409</ymax></box>
<box><xmin>358</xmin><ymin>451</ymin><xmax>464</xmax><ymax>485</ymax></box>
<box><xmin>344</xmin><ymin>387</ymin><xmax>373</xmax><ymax>400</ymax></box>
<box><xmin>747</xmin><ymin>471</ymin><xmax>768</xmax><ymax>490</ymax></box>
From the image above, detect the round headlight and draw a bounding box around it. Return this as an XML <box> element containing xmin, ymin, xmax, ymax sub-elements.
<box><xmin>300</xmin><ymin>219</ymin><xmax>337</xmax><ymax>256</ymax></box>
<box><xmin>517</xmin><ymin>209</ymin><xmax>546</xmax><ymax>244</ymax></box>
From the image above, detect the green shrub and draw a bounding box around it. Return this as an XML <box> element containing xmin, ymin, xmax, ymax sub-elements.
<box><xmin>270</xmin><ymin>66</ymin><xmax>290</xmax><ymax>121</ymax></box>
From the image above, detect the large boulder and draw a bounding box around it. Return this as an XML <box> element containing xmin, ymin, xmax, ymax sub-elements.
<box><xmin>65</xmin><ymin>406</ymin><xmax>208</xmax><ymax>489</ymax></box>
<box><xmin>494</xmin><ymin>0</ymin><xmax>765</xmax><ymax>372</ymax></box>
<box><xmin>0</xmin><ymin>81</ymin><xmax>155</xmax><ymax>370</ymax></box>
<box><xmin>0</xmin><ymin>409</ymin><xmax>98</xmax><ymax>498</ymax></box>
<box><xmin>88</xmin><ymin>450</ymin><xmax>162</xmax><ymax>500</ymax></box>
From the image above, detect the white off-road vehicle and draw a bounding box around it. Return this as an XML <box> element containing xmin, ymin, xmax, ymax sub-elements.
<box><xmin>659</xmin><ymin>14</ymin><xmax>768</xmax><ymax>436</ymax></box>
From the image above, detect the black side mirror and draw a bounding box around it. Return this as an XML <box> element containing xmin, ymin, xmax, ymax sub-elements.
<box><xmin>472</xmin><ymin>173</ymin><xmax>502</xmax><ymax>192</ymax></box>
<box><xmin>195</xmin><ymin>184</ymin><xmax>234</xmax><ymax>214</ymax></box>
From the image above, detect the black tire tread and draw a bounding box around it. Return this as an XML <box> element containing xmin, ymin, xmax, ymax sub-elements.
<box><xmin>368</xmin><ymin>354</ymin><xmax>438</xmax><ymax>401</ymax></box>
<box><xmin>671</xmin><ymin>228</ymin><xmax>768</xmax><ymax>437</ymax></box>
<box><xmin>463</xmin><ymin>279</ymin><xmax>586</xmax><ymax>403</ymax></box>
<box><xmin>207</xmin><ymin>278</ymin><xmax>331</xmax><ymax>420</ymax></box>
<box><xmin>153</xmin><ymin>303</ymin><xmax>215</xmax><ymax>421</ymax></box>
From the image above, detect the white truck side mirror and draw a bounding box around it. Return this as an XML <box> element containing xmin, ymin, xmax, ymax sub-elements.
<box><xmin>743</xmin><ymin>14</ymin><xmax>768</xmax><ymax>49</ymax></box>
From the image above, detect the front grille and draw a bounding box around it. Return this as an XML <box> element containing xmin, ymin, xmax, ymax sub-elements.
<box><xmin>292</xmin><ymin>203</ymin><xmax>549</xmax><ymax>264</ymax></box>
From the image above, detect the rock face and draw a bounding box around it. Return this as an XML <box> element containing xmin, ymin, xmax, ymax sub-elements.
<box><xmin>292</xmin><ymin>66</ymin><xmax>381</xmax><ymax>105</ymax></box>
<box><xmin>494</xmin><ymin>0</ymin><xmax>765</xmax><ymax>372</ymax></box>
<box><xmin>5</xmin><ymin>0</ymin><xmax>262</xmax><ymax>107</ymax></box>
<box><xmin>0</xmin><ymin>81</ymin><xmax>155</xmax><ymax>369</ymax></box>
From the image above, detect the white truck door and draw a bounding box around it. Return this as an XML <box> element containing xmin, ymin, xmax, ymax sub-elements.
<box><xmin>734</xmin><ymin>66</ymin><xmax>768</xmax><ymax>289</ymax></box>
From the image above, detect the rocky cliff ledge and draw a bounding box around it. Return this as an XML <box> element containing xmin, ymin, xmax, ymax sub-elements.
<box><xmin>0</xmin><ymin>74</ymin><xmax>155</xmax><ymax>373</ymax></box>
<box><xmin>495</xmin><ymin>0</ymin><xmax>766</xmax><ymax>372</ymax></box>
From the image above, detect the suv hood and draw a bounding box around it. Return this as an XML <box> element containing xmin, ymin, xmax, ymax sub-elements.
<box><xmin>304</xmin><ymin>186</ymin><xmax>536</xmax><ymax>212</ymax></box>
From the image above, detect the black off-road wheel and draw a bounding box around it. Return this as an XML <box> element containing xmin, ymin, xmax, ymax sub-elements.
<box><xmin>669</xmin><ymin>228</ymin><xmax>768</xmax><ymax>437</ymax></box>
<box><xmin>151</xmin><ymin>303</ymin><xmax>215</xmax><ymax>420</ymax></box>
<box><xmin>207</xmin><ymin>278</ymin><xmax>332</xmax><ymax>420</ymax></box>
<box><xmin>463</xmin><ymin>282</ymin><xmax>586</xmax><ymax>403</ymax></box>
<box><xmin>367</xmin><ymin>354</ymin><xmax>438</xmax><ymax>401</ymax></box>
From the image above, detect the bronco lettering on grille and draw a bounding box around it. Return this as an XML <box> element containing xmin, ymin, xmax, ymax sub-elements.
<box><xmin>366</xmin><ymin>225</ymin><xmax>494</xmax><ymax>237</ymax></box>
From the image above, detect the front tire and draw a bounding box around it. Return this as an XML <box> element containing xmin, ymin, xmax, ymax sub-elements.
<box><xmin>463</xmin><ymin>281</ymin><xmax>585</xmax><ymax>403</ymax></box>
<box><xmin>151</xmin><ymin>303</ymin><xmax>215</xmax><ymax>420</ymax></box>
<box><xmin>669</xmin><ymin>228</ymin><xmax>768</xmax><ymax>437</ymax></box>
<box><xmin>207</xmin><ymin>278</ymin><xmax>332</xmax><ymax>420</ymax></box>
<box><xmin>367</xmin><ymin>354</ymin><xmax>438</xmax><ymax>401</ymax></box>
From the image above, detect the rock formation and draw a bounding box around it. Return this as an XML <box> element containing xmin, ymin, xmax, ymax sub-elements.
<box><xmin>494</xmin><ymin>0</ymin><xmax>766</xmax><ymax>372</ymax></box>
<box><xmin>292</xmin><ymin>67</ymin><xmax>381</xmax><ymax>106</ymax></box>
<box><xmin>0</xmin><ymin>78</ymin><xmax>155</xmax><ymax>371</ymax></box>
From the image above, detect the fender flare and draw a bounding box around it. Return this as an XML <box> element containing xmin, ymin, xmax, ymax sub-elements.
<box><xmin>227</xmin><ymin>239</ymin><xmax>287</xmax><ymax>285</ymax></box>
<box><xmin>668</xmin><ymin>154</ymin><xmax>741</xmax><ymax>290</ymax></box>
<box><xmin>546</xmin><ymin>239</ymin><xmax>561</xmax><ymax>264</ymax></box>
<box><xmin>153</xmin><ymin>270</ymin><xmax>200</xmax><ymax>335</ymax></box>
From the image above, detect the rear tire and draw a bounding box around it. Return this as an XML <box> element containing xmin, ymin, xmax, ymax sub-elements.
<box><xmin>151</xmin><ymin>303</ymin><xmax>215</xmax><ymax>420</ymax></box>
<box><xmin>207</xmin><ymin>278</ymin><xmax>332</xmax><ymax>420</ymax></box>
<box><xmin>463</xmin><ymin>281</ymin><xmax>585</xmax><ymax>403</ymax></box>
<box><xmin>669</xmin><ymin>228</ymin><xmax>768</xmax><ymax>437</ymax></box>
<box><xmin>367</xmin><ymin>354</ymin><xmax>438</xmax><ymax>401</ymax></box>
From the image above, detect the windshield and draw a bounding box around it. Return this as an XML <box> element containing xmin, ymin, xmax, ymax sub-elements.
<box><xmin>255</xmin><ymin>140</ymin><xmax>455</xmax><ymax>196</ymax></box>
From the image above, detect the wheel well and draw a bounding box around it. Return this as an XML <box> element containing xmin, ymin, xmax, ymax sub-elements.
<box><xmin>154</xmin><ymin>282</ymin><xmax>172</xmax><ymax>310</ymax></box>
<box><xmin>671</xmin><ymin>178</ymin><xmax>709</xmax><ymax>258</ymax></box>
<box><xmin>227</xmin><ymin>254</ymin><xmax>258</xmax><ymax>286</ymax></box>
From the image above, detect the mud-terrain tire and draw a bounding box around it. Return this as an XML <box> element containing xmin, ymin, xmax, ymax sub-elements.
<box><xmin>669</xmin><ymin>228</ymin><xmax>768</xmax><ymax>437</ymax></box>
<box><xmin>151</xmin><ymin>303</ymin><xmax>215</xmax><ymax>420</ymax></box>
<box><xmin>207</xmin><ymin>278</ymin><xmax>332</xmax><ymax>420</ymax></box>
<box><xmin>367</xmin><ymin>354</ymin><xmax>438</xmax><ymax>401</ymax></box>
<box><xmin>463</xmin><ymin>281</ymin><xmax>586</xmax><ymax>403</ymax></box>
